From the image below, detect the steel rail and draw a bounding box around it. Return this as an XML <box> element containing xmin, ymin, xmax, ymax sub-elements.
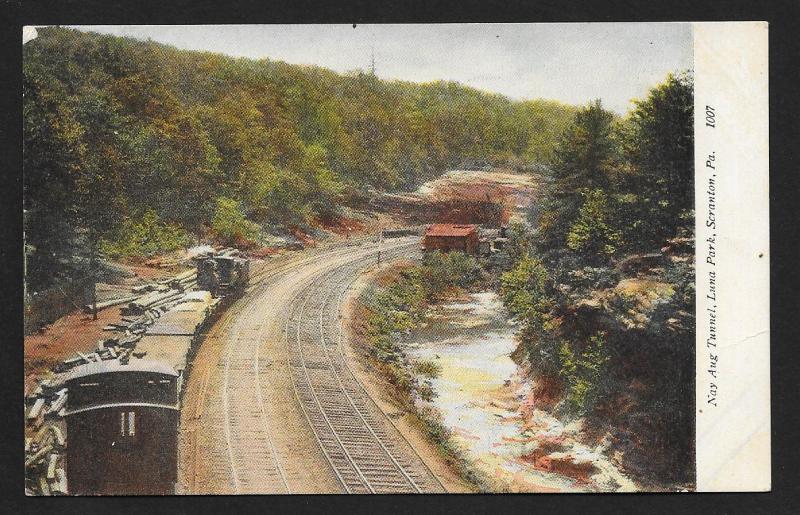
<box><xmin>221</xmin><ymin>267</ymin><xmax>293</xmax><ymax>494</ymax></box>
<box><xmin>315</xmin><ymin>256</ymin><xmax>422</xmax><ymax>493</ymax></box>
<box><xmin>284</xmin><ymin>240</ymin><xmax>432</xmax><ymax>493</ymax></box>
<box><xmin>331</xmin><ymin>259</ymin><xmax>448</xmax><ymax>493</ymax></box>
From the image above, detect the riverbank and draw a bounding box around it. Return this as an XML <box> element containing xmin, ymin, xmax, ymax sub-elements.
<box><xmin>407</xmin><ymin>291</ymin><xmax>637</xmax><ymax>492</ymax></box>
<box><xmin>345</xmin><ymin>259</ymin><xmax>638</xmax><ymax>493</ymax></box>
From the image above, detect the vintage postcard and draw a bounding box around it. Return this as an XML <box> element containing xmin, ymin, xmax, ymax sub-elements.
<box><xmin>22</xmin><ymin>22</ymin><xmax>768</xmax><ymax>494</ymax></box>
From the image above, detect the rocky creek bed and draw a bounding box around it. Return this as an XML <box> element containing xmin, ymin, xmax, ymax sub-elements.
<box><xmin>407</xmin><ymin>291</ymin><xmax>637</xmax><ymax>492</ymax></box>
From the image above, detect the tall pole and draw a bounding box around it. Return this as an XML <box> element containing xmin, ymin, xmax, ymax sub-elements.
<box><xmin>377</xmin><ymin>229</ymin><xmax>383</xmax><ymax>265</ymax></box>
<box><xmin>90</xmin><ymin>231</ymin><xmax>98</xmax><ymax>320</ymax></box>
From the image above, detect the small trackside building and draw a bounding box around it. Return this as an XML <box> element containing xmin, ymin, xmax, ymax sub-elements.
<box><xmin>63</xmin><ymin>359</ymin><xmax>180</xmax><ymax>495</ymax></box>
<box><xmin>422</xmin><ymin>224</ymin><xmax>480</xmax><ymax>255</ymax></box>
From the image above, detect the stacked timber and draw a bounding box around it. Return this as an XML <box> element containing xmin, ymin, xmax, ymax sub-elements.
<box><xmin>25</xmin><ymin>386</ymin><xmax>68</xmax><ymax>495</ymax></box>
<box><xmin>122</xmin><ymin>289</ymin><xmax>184</xmax><ymax>315</ymax></box>
<box><xmin>83</xmin><ymin>267</ymin><xmax>198</xmax><ymax>315</ymax></box>
<box><xmin>25</xmin><ymin>258</ymin><xmax>222</xmax><ymax>495</ymax></box>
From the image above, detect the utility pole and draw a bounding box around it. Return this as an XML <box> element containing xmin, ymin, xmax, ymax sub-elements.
<box><xmin>369</xmin><ymin>45</ymin><xmax>376</xmax><ymax>76</ymax></box>
<box><xmin>377</xmin><ymin>229</ymin><xmax>383</xmax><ymax>265</ymax></box>
<box><xmin>89</xmin><ymin>232</ymin><xmax>98</xmax><ymax>320</ymax></box>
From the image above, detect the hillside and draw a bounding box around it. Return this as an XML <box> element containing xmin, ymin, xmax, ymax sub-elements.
<box><xmin>23</xmin><ymin>27</ymin><xmax>576</xmax><ymax>293</ymax></box>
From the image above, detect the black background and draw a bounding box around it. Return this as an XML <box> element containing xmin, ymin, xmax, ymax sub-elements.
<box><xmin>2</xmin><ymin>1</ymin><xmax>797</xmax><ymax>513</ymax></box>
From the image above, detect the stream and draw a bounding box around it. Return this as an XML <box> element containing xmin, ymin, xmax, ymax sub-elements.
<box><xmin>406</xmin><ymin>291</ymin><xmax>636</xmax><ymax>492</ymax></box>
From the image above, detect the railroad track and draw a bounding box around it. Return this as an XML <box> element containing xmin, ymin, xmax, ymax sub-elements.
<box><xmin>211</xmin><ymin>243</ymin><xmax>372</xmax><ymax>493</ymax></box>
<box><xmin>185</xmin><ymin>236</ymin><xmax>443</xmax><ymax>494</ymax></box>
<box><xmin>221</xmin><ymin>284</ymin><xmax>290</xmax><ymax>494</ymax></box>
<box><xmin>285</xmin><ymin>241</ymin><xmax>445</xmax><ymax>493</ymax></box>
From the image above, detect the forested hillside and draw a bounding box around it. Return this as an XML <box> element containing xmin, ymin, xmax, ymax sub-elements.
<box><xmin>23</xmin><ymin>27</ymin><xmax>575</xmax><ymax>292</ymax></box>
<box><xmin>499</xmin><ymin>74</ymin><xmax>695</xmax><ymax>487</ymax></box>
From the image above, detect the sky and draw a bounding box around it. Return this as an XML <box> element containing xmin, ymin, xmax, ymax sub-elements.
<box><xmin>27</xmin><ymin>24</ymin><xmax>692</xmax><ymax>114</ymax></box>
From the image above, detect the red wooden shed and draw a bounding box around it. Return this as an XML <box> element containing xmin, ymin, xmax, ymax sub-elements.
<box><xmin>422</xmin><ymin>224</ymin><xmax>480</xmax><ymax>255</ymax></box>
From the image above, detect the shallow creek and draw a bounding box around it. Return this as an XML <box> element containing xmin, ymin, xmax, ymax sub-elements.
<box><xmin>406</xmin><ymin>291</ymin><xmax>635</xmax><ymax>492</ymax></box>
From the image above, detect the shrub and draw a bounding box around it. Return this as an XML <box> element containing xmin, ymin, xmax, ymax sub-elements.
<box><xmin>559</xmin><ymin>331</ymin><xmax>610</xmax><ymax>416</ymax></box>
<box><xmin>412</xmin><ymin>359</ymin><xmax>442</xmax><ymax>379</ymax></box>
<box><xmin>211</xmin><ymin>196</ymin><xmax>260</xmax><ymax>244</ymax></box>
<box><xmin>566</xmin><ymin>189</ymin><xmax>622</xmax><ymax>263</ymax></box>
<box><xmin>420</xmin><ymin>251</ymin><xmax>484</xmax><ymax>299</ymax></box>
<box><xmin>500</xmin><ymin>254</ymin><xmax>553</xmax><ymax>330</ymax></box>
<box><xmin>100</xmin><ymin>209</ymin><xmax>191</xmax><ymax>259</ymax></box>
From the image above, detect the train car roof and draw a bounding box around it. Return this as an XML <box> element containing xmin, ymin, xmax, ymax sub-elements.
<box><xmin>66</xmin><ymin>359</ymin><xmax>179</xmax><ymax>381</ymax></box>
<box><xmin>134</xmin><ymin>334</ymin><xmax>194</xmax><ymax>373</ymax></box>
<box><xmin>145</xmin><ymin>308</ymin><xmax>206</xmax><ymax>336</ymax></box>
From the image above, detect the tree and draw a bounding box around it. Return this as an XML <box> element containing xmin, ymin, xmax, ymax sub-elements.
<box><xmin>499</xmin><ymin>254</ymin><xmax>553</xmax><ymax>334</ymax></box>
<box><xmin>71</xmin><ymin>87</ymin><xmax>128</xmax><ymax>318</ymax></box>
<box><xmin>23</xmin><ymin>60</ymin><xmax>84</xmax><ymax>292</ymax></box>
<box><xmin>211</xmin><ymin>197</ymin><xmax>260</xmax><ymax>244</ymax></box>
<box><xmin>537</xmin><ymin>100</ymin><xmax>620</xmax><ymax>252</ymax></box>
<box><xmin>294</xmin><ymin>143</ymin><xmax>344</xmax><ymax>219</ymax></box>
<box><xmin>566</xmin><ymin>189</ymin><xmax>622</xmax><ymax>264</ymax></box>
<box><xmin>621</xmin><ymin>73</ymin><xmax>694</xmax><ymax>247</ymax></box>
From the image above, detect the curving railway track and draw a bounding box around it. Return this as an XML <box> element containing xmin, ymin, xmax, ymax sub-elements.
<box><xmin>179</xmin><ymin>236</ymin><xmax>445</xmax><ymax>494</ymax></box>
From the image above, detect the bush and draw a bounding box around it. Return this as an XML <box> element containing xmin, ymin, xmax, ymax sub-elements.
<box><xmin>211</xmin><ymin>196</ymin><xmax>260</xmax><ymax>244</ymax></box>
<box><xmin>101</xmin><ymin>209</ymin><xmax>191</xmax><ymax>259</ymax></box>
<box><xmin>412</xmin><ymin>359</ymin><xmax>442</xmax><ymax>379</ymax></box>
<box><xmin>566</xmin><ymin>189</ymin><xmax>622</xmax><ymax>264</ymax></box>
<box><xmin>558</xmin><ymin>331</ymin><xmax>610</xmax><ymax>416</ymax></box>
<box><xmin>499</xmin><ymin>254</ymin><xmax>553</xmax><ymax>330</ymax></box>
<box><xmin>420</xmin><ymin>251</ymin><xmax>484</xmax><ymax>299</ymax></box>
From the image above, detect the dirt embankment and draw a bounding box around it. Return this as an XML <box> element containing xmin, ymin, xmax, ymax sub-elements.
<box><xmin>370</xmin><ymin>169</ymin><xmax>541</xmax><ymax>227</ymax></box>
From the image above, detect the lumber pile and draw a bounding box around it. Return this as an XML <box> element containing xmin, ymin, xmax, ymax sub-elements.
<box><xmin>83</xmin><ymin>268</ymin><xmax>198</xmax><ymax>315</ymax></box>
<box><xmin>24</xmin><ymin>384</ymin><xmax>68</xmax><ymax>495</ymax></box>
<box><xmin>25</xmin><ymin>261</ymin><xmax>218</xmax><ymax>495</ymax></box>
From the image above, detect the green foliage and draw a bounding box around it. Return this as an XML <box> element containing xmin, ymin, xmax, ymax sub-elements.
<box><xmin>100</xmin><ymin>209</ymin><xmax>191</xmax><ymax>259</ymax></box>
<box><xmin>537</xmin><ymin>100</ymin><xmax>620</xmax><ymax>251</ymax></box>
<box><xmin>499</xmin><ymin>73</ymin><xmax>695</xmax><ymax>485</ymax></box>
<box><xmin>566</xmin><ymin>189</ymin><xmax>622</xmax><ymax>263</ymax></box>
<box><xmin>23</xmin><ymin>27</ymin><xmax>577</xmax><ymax>290</ymax></box>
<box><xmin>211</xmin><ymin>197</ymin><xmax>260</xmax><ymax>244</ymax></box>
<box><xmin>412</xmin><ymin>359</ymin><xmax>442</xmax><ymax>379</ymax></box>
<box><xmin>500</xmin><ymin>254</ymin><xmax>552</xmax><ymax>330</ymax></box>
<box><xmin>360</xmin><ymin>254</ymin><xmax>484</xmax><ymax>391</ymax></box>
<box><xmin>535</xmin><ymin>74</ymin><xmax>693</xmax><ymax>262</ymax></box>
<box><xmin>420</xmin><ymin>251</ymin><xmax>484</xmax><ymax>300</ymax></box>
<box><xmin>559</xmin><ymin>331</ymin><xmax>610</xmax><ymax>415</ymax></box>
<box><xmin>619</xmin><ymin>72</ymin><xmax>694</xmax><ymax>248</ymax></box>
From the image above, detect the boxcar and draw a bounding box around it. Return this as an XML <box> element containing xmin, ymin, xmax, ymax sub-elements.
<box><xmin>63</xmin><ymin>360</ymin><xmax>180</xmax><ymax>495</ymax></box>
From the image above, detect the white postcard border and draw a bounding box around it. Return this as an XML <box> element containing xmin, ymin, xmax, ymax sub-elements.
<box><xmin>694</xmin><ymin>21</ymin><xmax>770</xmax><ymax>492</ymax></box>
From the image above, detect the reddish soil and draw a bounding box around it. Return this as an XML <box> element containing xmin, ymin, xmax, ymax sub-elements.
<box><xmin>317</xmin><ymin>215</ymin><xmax>365</xmax><ymax>236</ymax></box>
<box><xmin>247</xmin><ymin>246</ymin><xmax>285</xmax><ymax>259</ymax></box>
<box><xmin>520</xmin><ymin>453</ymin><xmax>598</xmax><ymax>483</ymax></box>
<box><xmin>24</xmin><ymin>261</ymin><xmax>177</xmax><ymax>393</ymax></box>
<box><xmin>24</xmin><ymin>306</ymin><xmax>125</xmax><ymax>393</ymax></box>
<box><xmin>373</xmin><ymin>169</ymin><xmax>539</xmax><ymax>228</ymax></box>
<box><xmin>289</xmin><ymin>227</ymin><xmax>317</xmax><ymax>246</ymax></box>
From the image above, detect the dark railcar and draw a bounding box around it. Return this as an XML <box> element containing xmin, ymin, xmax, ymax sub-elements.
<box><xmin>196</xmin><ymin>251</ymin><xmax>249</xmax><ymax>297</ymax></box>
<box><xmin>64</xmin><ymin>360</ymin><xmax>180</xmax><ymax>495</ymax></box>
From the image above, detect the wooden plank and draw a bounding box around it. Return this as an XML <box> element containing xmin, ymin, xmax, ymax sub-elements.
<box><xmin>51</xmin><ymin>469</ymin><xmax>67</xmax><ymax>495</ymax></box>
<box><xmin>46</xmin><ymin>454</ymin><xmax>58</xmax><ymax>479</ymax></box>
<box><xmin>25</xmin><ymin>444</ymin><xmax>52</xmax><ymax>468</ymax></box>
<box><xmin>50</xmin><ymin>426</ymin><xmax>66</xmax><ymax>447</ymax></box>
<box><xmin>27</xmin><ymin>398</ymin><xmax>45</xmax><ymax>420</ymax></box>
